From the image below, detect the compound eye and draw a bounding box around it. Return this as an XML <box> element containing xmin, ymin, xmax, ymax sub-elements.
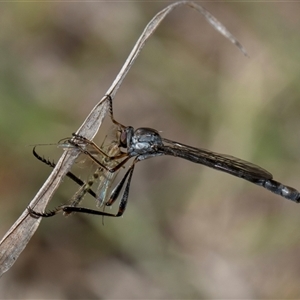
<box><xmin>120</xmin><ymin>130</ymin><xmax>127</xmax><ymax>147</ymax></box>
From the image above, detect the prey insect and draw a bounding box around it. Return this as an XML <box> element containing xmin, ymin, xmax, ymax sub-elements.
<box><xmin>63</xmin><ymin>137</ymin><xmax>122</xmax><ymax>214</ymax></box>
<box><xmin>29</xmin><ymin>96</ymin><xmax>300</xmax><ymax>220</ymax></box>
<box><xmin>29</xmin><ymin>118</ymin><xmax>125</xmax><ymax>218</ymax></box>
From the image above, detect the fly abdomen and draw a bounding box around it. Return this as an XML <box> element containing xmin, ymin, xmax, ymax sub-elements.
<box><xmin>259</xmin><ymin>179</ymin><xmax>300</xmax><ymax>203</ymax></box>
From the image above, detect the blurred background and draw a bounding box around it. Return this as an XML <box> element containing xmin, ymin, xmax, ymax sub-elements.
<box><xmin>1</xmin><ymin>1</ymin><xmax>300</xmax><ymax>298</ymax></box>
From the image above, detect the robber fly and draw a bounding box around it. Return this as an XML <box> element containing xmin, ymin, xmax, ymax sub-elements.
<box><xmin>28</xmin><ymin>96</ymin><xmax>300</xmax><ymax>219</ymax></box>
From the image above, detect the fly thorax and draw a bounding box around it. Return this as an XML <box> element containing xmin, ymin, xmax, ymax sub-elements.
<box><xmin>128</xmin><ymin>127</ymin><xmax>163</xmax><ymax>156</ymax></box>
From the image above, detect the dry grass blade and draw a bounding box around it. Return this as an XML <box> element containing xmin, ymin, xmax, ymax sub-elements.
<box><xmin>0</xmin><ymin>1</ymin><xmax>246</xmax><ymax>276</ymax></box>
<box><xmin>105</xmin><ymin>1</ymin><xmax>247</xmax><ymax>100</ymax></box>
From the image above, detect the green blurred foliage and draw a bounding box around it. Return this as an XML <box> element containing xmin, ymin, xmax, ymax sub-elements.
<box><xmin>1</xmin><ymin>2</ymin><xmax>300</xmax><ymax>298</ymax></box>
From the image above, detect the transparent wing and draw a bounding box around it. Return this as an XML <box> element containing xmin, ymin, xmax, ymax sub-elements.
<box><xmin>92</xmin><ymin>140</ymin><xmax>123</xmax><ymax>206</ymax></box>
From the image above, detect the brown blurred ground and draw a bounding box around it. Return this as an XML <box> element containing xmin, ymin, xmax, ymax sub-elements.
<box><xmin>1</xmin><ymin>2</ymin><xmax>300</xmax><ymax>298</ymax></box>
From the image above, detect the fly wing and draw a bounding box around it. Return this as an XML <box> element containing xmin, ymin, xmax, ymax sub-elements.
<box><xmin>161</xmin><ymin>138</ymin><xmax>273</xmax><ymax>182</ymax></box>
<box><xmin>94</xmin><ymin>140</ymin><xmax>122</xmax><ymax>206</ymax></box>
<box><xmin>96</xmin><ymin>169</ymin><xmax>119</xmax><ymax>206</ymax></box>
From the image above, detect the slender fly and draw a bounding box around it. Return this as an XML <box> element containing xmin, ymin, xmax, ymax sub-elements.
<box><xmin>28</xmin><ymin>96</ymin><xmax>300</xmax><ymax>219</ymax></box>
